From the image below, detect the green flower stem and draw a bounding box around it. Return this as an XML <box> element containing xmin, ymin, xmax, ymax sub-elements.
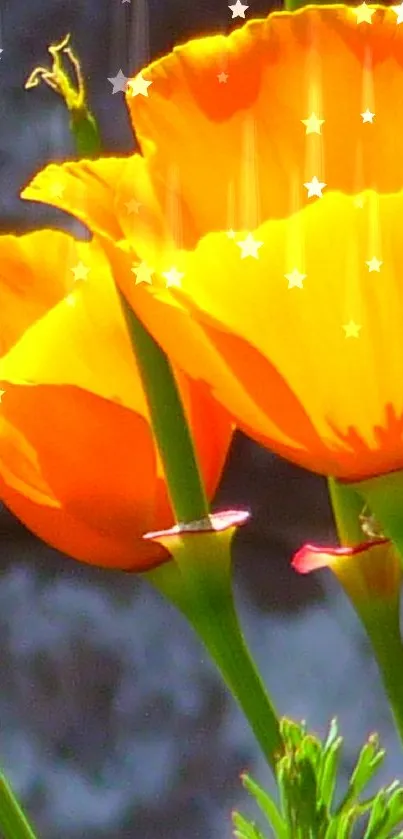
<box><xmin>148</xmin><ymin>530</ymin><xmax>282</xmax><ymax>771</ymax></box>
<box><xmin>328</xmin><ymin>476</ymin><xmax>403</xmax><ymax>750</ymax></box>
<box><xmin>70</xmin><ymin>109</ymin><xmax>101</xmax><ymax>158</ymax></box>
<box><xmin>351</xmin><ymin>470</ymin><xmax>403</xmax><ymax>570</ymax></box>
<box><xmin>283</xmin><ymin>0</ymin><xmax>338</xmax><ymax>8</ymax></box>
<box><xmin>60</xmin><ymin>43</ymin><xmax>281</xmax><ymax>772</ymax></box>
<box><xmin>118</xmin><ymin>290</ymin><xmax>210</xmax><ymax>523</ymax></box>
<box><xmin>327</xmin><ymin>478</ymin><xmax>365</xmax><ymax>547</ymax></box>
<box><xmin>358</xmin><ymin>600</ymin><xmax>403</xmax><ymax>748</ymax></box>
<box><xmin>0</xmin><ymin>773</ymin><xmax>38</xmax><ymax>839</ymax></box>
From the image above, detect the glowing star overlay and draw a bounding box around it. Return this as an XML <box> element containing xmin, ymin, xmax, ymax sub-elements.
<box><xmin>353</xmin><ymin>3</ymin><xmax>376</xmax><ymax>23</ymax></box>
<box><xmin>304</xmin><ymin>176</ymin><xmax>327</xmax><ymax>198</ymax></box>
<box><xmin>163</xmin><ymin>267</ymin><xmax>184</xmax><ymax>288</ymax></box>
<box><xmin>132</xmin><ymin>262</ymin><xmax>154</xmax><ymax>285</ymax></box>
<box><xmin>354</xmin><ymin>196</ymin><xmax>365</xmax><ymax>208</ymax></box>
<box><xmin>301</xmin><ymin>113</ymin><xmax>325</xmax><ymax>135</ymax></box>
<box><xmin>71</xmin><ymin>262</ymin><xmax>90</xmax><ymax>281</ymax></box>
<box><xmin>366</xmin><ymin>256</ymin><xmax>383</xmax><ymax>272</ymax></box>
<box><xmin>236</xmin><ymin>233</ymin><xmax>263</xmax><ymax>259</ymax></box>
<box><xmin>361</xmin><ymin>109</ymin><xmax>375</xmax><ymax>123</ymax></box>
<box><xmin>285</xmin><ymin>269</ymin><xmax>307</xmax><ymax>289</ymax></box>
<box><xmin>127</xmin><ymin>73</ymin><xmax>152</xmax><ymax>98</ymax></box>
<box><xmin>343</xmin><ymin>320</ymin><xmax>362</xmax><ymax>338</ymax></box>
<box><xmin>107</xmin><ymin>69</ymin><xmax>129</xmax><ymax>94</ymax></box>
<box><xmin>227</xmin><ymin>229</ymin><xmax>236</xmax><ymax>239</ymax></box>
<box><xmin>125</xmin><ymin>199</ymin><xmax>141</xmax><ymax>214</ymax></box>
<box><xmin>392</xmin><ymin>3</ymin><xmax>403</xmax><ymax>23</ymax></box>
<box><xmin>217</xmin><ymin>72</ymin><xmax>229</xmax><ymax>83</ymax></box>
<box><xmin>228</xmin><ymin>1</ymin><xmax>249</xmax><ymax>19</ymax></box>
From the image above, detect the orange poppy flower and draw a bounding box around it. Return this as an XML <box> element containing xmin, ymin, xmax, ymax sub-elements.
<box><xmin>21</xmin><ymin>5</ymin><xmax>403</xmax><ymax>480</ymax></box>
<box><xmin>0</xmin><ymin>232</ymin><xmax>232</xmax><ymax>571</ymax></box>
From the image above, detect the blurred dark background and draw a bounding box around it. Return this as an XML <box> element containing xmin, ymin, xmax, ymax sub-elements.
<box><xmin>0</xmin><ymin>1</ymin><xmax>401</xmax><ymax>837</ymax></box>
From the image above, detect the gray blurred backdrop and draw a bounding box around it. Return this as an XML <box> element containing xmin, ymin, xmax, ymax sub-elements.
<box><xmin>0</xmin><ymin>1</ymin><xmax>401</xmax><ymax>837</ymax></box>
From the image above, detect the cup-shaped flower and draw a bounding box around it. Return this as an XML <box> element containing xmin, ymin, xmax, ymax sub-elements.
<box><xmin>20</xmin><ymin>5</ymin><xmax>403</xmax><ymax>482</ymax></box>
<box><xmin>0</xmin><ymin>232</ymin><xmax>233</xmax><ymax>570</ymax></box>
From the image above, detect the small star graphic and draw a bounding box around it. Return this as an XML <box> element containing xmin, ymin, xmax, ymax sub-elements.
<box><xmin>361</xmin><ymin>108</ymin><xmax>375</xmax><ymax>123</ymax></box>
<box><xmin>343</xmin><ymin>320</ymin><xmax>362</xmax><ymax>338</ymax></box>
<box><xmin>132</xmin><ymin>262</ymin><xmax>153</xmax><ymax>285</ymax></box>
<box><xmin>0</xmin><ymin>389</ymin><xmax>5</xmax><ymax>402</ymax></box>
<box><xmin>107</xmin><ymin>69</ymin><xmax>129</xmax><ymax>94</ymax></box>
<box><xmin>237</xmin><ymin>233</ymin><xmax>263</xmax><ymax>259</ymax></box>
<box><xmin>163</xmin><ymin>267</ymin><xmax>184</xmax><ymax>288</ymax></box>
<box><xmin>72</xmin><ymin>261</ymin><xmax>90</xmax><ymax>281</ymax></box>
<box><xmin>354</xmin><ymin>196</ymin><xmax>365</xmax><ymax>208</ymax></box>
<box><xmin>366</xmin><ymin>256</ymin><xmax>383</xmax><ymax>272</ymax></box>
<box><xmin>127</xmin><ymin>73</ymin><xmax>152</xmax><ymax>97</ymax></box>
<box><xmin>217</xmin><ymin>72</ymin><xmax>229</xmax><ymax>83</ymax></box>
<box><xmin>227</xmin><ymin>229</ymin><xmax>236</xmax><ymax>239</ymax></box>
<box><xmin>125</xmin><ymin>199</ymin><xmax>141</xmax><ymax>214</ymax></box>
<box><xmin>228</xmin><ymin>0</ymin><xmax>249</xmax><ymax>18</ymax></box>
<box><xmin>304</xmin><ymin>176</ymin><xmax>327</xmax><ymax>198</ymax></box>
<box><xmin>354</xmin><ymin>2</ymin><xmax>376</xmax><ymax>23</ymax></box>
<box><xmin>284</xmin><ymin>268</ymin><xmax>307</xmax><ymax>289</ymax></box>
<box><xmin>392</xmin><ymin>2</ymin><xmax>403</xmax><ymax>23</ymax></box>
<box><xmin>301</xmin><ymin>112</ymin><xmax>325</xmax><ymax>135</ymax></box>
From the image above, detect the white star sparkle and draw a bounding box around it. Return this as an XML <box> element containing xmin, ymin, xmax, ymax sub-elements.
<box><xmin>127</xmin><ymin>73</ymin><xmax>152</xmax><ymax>97</ymax></box>
<box><xmin>107</xmin><ymin>69</ymin><xmax>129</xmax><ymax>94</ymax></box>
<box><xmin>228</xmin><ymin>1</ymin><xmax>249</xmax><ymax>18</ymax></box>
<box><xmin>236</xmin><ymin>233</ymin><xmax>263</xmax><ymax>259</ymax></box>
<box><xmin>361</xmin><ymin>109</ymin><xmax>375</xmax><ymax>123</ymax></box>
<box><xmin>304</xmin><ymin>176</ymin><xmax>327</xmax><ymax>198</ymax></box>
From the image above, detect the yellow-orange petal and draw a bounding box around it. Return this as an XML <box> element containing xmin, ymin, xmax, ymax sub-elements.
<box><xmin>127</xmin><ymin>189</ymin><xmax>403</xmax><ymax>480</ymax></box>
<box><xmin>20</xmin><ymin>154</ymin><xmax>181</xmax><ymax>265</ymax></box>
<box><xmin>0</xmin><ymin>229</ymin><xmax>80</xmax><ymax>356</ymax></box>
<box><xmin>0</xmin><ymin>237</ymin><xmax>150</xmax><ymax>414</ymax></box>
<box><xmin>293</xmin><ymin>539</ymin><xmax>402</xmax><ymax>602</ymax></box>
<box><xmin>0</xmin><ymin>384</ymin><xmax>168</xmax><ymax>570</ymax></box>
<box><xmin>126</xmin><ymin>5</ymin><xmax>403</xmax><ymax>240</ymax></box>
<box><xmin>21</xmin><ymin>157</ymin><xmax>127</xmax><ymax>241</ymax></box>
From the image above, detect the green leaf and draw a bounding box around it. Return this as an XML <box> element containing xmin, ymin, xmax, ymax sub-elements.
<box><xmin>232</xmin><ymin>810</ymin><xmax>267</xmax><ymax>839</ymax></box>
<box><xmin>364</xmin><ymin>789</ymin><xmax>389</xmax><ymax>838</ymax></box>
<box><xmin>317</xmin><ymin>735</ymin><xmax>343</xmax><ymax>811</ymax></box>
<box><xmin>336</xmin><ymin>735</ymin><xmax>385</xmax><ymax>814</ymax></box>
<box><xmin>241</xmin><ymin>774</ymin><xmax>287</xmax><ymax>839</ymax></box>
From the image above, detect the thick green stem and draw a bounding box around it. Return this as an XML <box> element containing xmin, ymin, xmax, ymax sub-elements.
<box><xmin>117</xmin><ymin>289</ymin><xmax>210</xmax><ymax>523</ymax></box>
<box><xmin>0</xmin><ymin>774</ymin><xmax>38</xmax><ymax>839</ymax></box>
<box><xmin>327</xmin><ymin>478</ymin><xmax>364</xmax><ymax>546</ymax></box>
<box><xmin>328</xmin><ymin>476</ymin><xmax>403</xmax><ymax>751</ymax></box>
<box><xmin>148</xmin><ymin>532</ymin><xmax>282</xmax><ymax>770</ymax></box>
<box><xmin>358</xmin><ymin>601</ymin><xmax>403</xmax><ymax>748</ymax></box>
<box><xmin>350</xmin><ymin>470</ymin><xmax>403</xmax><ymax>571</ymax></box>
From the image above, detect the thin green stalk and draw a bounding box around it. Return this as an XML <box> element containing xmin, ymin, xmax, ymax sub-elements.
<box><xmin>57</xmin><ymin>41</ymin><xmax>281</xmax><ymax>771</ymax></box>
<box><xmin>328</xmin><ymin>476</ymin><xmax>403</xmax><ymax>751</ymax></box>
<box><xmin>149</xmin><ymin>533</ymin><xmax>282</xmax><ymax>770</ymax></box>
<box><xmin>0</xmin><ymin>773</ymin><xmax>38</xmax><ymax>839</ymax></box>
<box><xmin>117</xmin><ymin>289</ymin><xmax>210</xmax><ymax>524</ymax></box>
<box><xmin>359</xmin><ymin>601</ymin><xmax>403</xmax><ymax>747</ymax></box>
